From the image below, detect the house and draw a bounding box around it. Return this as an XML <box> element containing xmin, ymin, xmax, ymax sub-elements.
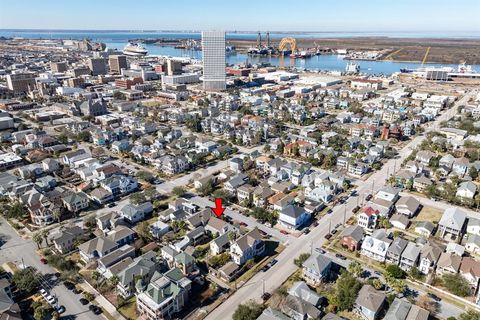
<box><xmin>413</xmin><ymin>176</ymin><xmax>432</xmax><ymax>192</ymax></box>
<box><xmin>355</xmin><ymin>285</ymin><xmax>386</xmax><ymax>320</ymax></box>
<box><xmin>414</xmin><ymin>221</ymin><xmax>435</xmax><ymax>238</ymax></box>
<box><xmin>230</xmin><ymin>228</ymin><xmax>265</xmax><ymax>265</ymax></box>
<box><xmin>237</xmin><ymin>184</ymin><xmax>254</xmax><ymax>204</ymax></box>
<box><xmin>62</xmin><ymin>191</ymin><xmax>89</xmax><ymax>213</ymax></box>
<box><xmin>419</xmin><ymin>243</ymin><xmax>443</xmax><ymax>275</ymax></box>
<box><xmin>78</xmin><ymin>236</ymin><xmax>118</xmax><ymax>263</ymax></box>
<box><xmin>438</xmin><ymin>207</ymin><xmax>467</xmax><ymax>238</ymax></box>
<box><xmin>97</xmin><ymin>245</ymin><xmax>136</xmax><ymax>275</ymax></box>
<box><xmin>174</xmin><ymin>252</ymin><xmax>196</xmax><ymax>274</ymax></box>
<box><xmin>136</xmin><ymin>270</ymin><xmax>190</xmax><ymax>320</ymax></box>
<box><xmin>384</xmin><ymin>298</ymin><xmax>429</xmax><ymax>320</ymax></box>
<box><xmin>283</xmin><ymin>292</ymin><xmax>322</xmax><ymax>320</ymax></box>
<box><xmin>150</xmin><ymin>220</ymin><xmax>170</xmax><ymax>239</ymax></box>
<box><xmin>390</xmin><ymin>214</ymin><xmax>410</xmax><ymax>230</ymax></box>
<box><xmin>460</xmin><ymin>257</ymin><xmax>480</xmax><ymax>292</ymax></box>
<box><xmin>210</xmin><ymin>233</ymin><xmax>230</xmax><ymax>255</ymax></box>
<box><xmin>357</xmin><ymin>207</ymin><xmax>379</xmax><ymax>230</ymax></box>
<box><xmin>52</xmin><ymin>226</ymin><xmax>84</xmax><ymax>254</ymax></box>
<box><xmin>395</xmin><ymin>196</ymin><xmax>420</xmax><ymax>217</ymax></box>
<box><xmin>120</xmin><ymin>201</ymin><xmax>153</xmax><ymax>224</ymax></box>
<box><xmin>436</xmin><ymin>252</ymin><xmax>462</xmax><ymax>275</ymax></box>
<box><xmin>399</xmin><ymin>242</ymin><xmax>422</xmax><ymax>271</ymax></box>
<box><xmin>258</xmin><ymin>308</ymin><xmax>291</xmax><ymax>320</ymax></box>
<box><xmin>279</xmin><ymin>205</ymin><xmax>311</xmax><ymax>230</ymax></box>
<box><xmin>415</xmin><ymin>151</ymin><xmax>435</xmax><ymax>166</ymax></box>
<box><xmin>340</xmin><ymin>225</ymin><xmax>364</xmax><ymax>251</ymax></box>
<box><xmin>96</xmin><ymin>212</ymin><xmax>125</xmax><ymax>233</ymax></box>
<box><xmin>361</xmin><ymin>229</ymin><xmax>392</xmax><ymax>263</ymax></box>
<box><xmin>456</xmin><ymin>181</ymin><xmax>477</xmax><ymax>199</ymax></box>
<box><xmin>466</xmin><ymin>234</ymin><xmax>480</xmax><ymax>255</ymax></box>
<box><xmin>229</xmin><ymin>157</ymin><xmax>243</xmax><ymax>172</ymax></box>
<box><xmin>116</xmin><ymin>251</ymin><xmax>159</xmax><ymax>298</ymax></box>
<box><xmin>253</xmin><ymin>185</ymin><xmax>275</xmax><ymax>208</ymax></box>
<box><xmin>224</xmin><ymin>173</ymin><xmax>248</xmax><ymax>194</ymax></box>
<box><xmin>302</xmin><ymin>251</ymin><xmax>333</xmax><ymax>285</ymax></box>
<box><xmin>218</xmin><ymin>262</ymin><xmax>240</xmax><ymax>282</ymax></box>
<box><xmin>375</xmin><ymin>186</ymin><xmax>399</xmax><ymax>203</ymax></box>
<box><xmin>100</xmin><ymin>175</ymin><xmax>138</xmax><ymax>196</ymax></box>
<box><xmin>386</xmin><ymin>238</ymin><xmax>408</xmax><ymax>265</ymax></box>
<box><xmin>205</xmin><ymin>216</ymin><xmax>230</xmax><ymax>236</ymax></box>
<box><xmin>90</xmin><ymin>187</ymin><xmax>114</xmax><ymax>204</ymax></box>
<box><xmin>467</xmin><ymin>218</ymin><xmax>480</xmax><ymax>236</ymax></box>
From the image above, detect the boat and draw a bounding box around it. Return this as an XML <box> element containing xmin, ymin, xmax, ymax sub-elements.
<box><xmin>123</xmin><ymin>43</ymin><xmax>148</xmax><ymax>56</ymax></box>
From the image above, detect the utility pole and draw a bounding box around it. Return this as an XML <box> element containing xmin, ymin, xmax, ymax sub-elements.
<box><xmin>328</xmin><ymin>219</ymin><xmax>331</xmax><ymax>233</ymax></box>
<box><xmin>262</xmin><ymin>279</ymin><xmax>265</xmax><ymax>295</ymax></box>
<box><xmin>343</xmin><ymin>204</ymin><xmax>347</xmax><ymax>225</ymax></box>
<box><xmin>310</xmin><ymin>240</ymin><xmax>313</xmax><ymax>254</ymax></box>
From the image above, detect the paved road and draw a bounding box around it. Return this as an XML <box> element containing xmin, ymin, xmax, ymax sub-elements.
<box><xmin>190</xmin><ymin>196</ymin><xmax>290</xmax><ymax>243</ymax></box>
<box><xmin>205</xmin><ymin>93</ymin><xmax>474</xmax><ymax>320</ymax></box>
<box><xmin>0</xmin><ymin>218</ymin><xmax>103</xmax><ymax>320</ymax></box>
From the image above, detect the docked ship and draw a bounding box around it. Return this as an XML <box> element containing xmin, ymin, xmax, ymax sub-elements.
<box><xmin>123</xmin><ymin>43</ymin><xmax>148</xmax><ymax>56</ymax></box>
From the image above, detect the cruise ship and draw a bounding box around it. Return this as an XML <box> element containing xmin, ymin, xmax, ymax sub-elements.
<box><xmin>123</xmin><ymin>43</ymin><xmax>148</xmax><ymax>56</ymax></box>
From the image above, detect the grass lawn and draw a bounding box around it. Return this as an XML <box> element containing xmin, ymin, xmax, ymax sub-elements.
<box><xmin>414</xmin><ymin>206</ymin><xmax>442</xmax><ymax>223</ymax></box>
<box><xmin>118</xmin><ymin>297</ymin><xmax>137</xmax><ymax>320</ymax></box>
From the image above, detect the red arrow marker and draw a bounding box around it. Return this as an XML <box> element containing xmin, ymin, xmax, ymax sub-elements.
<box><xmin>211</xmin><ymin>198</ymin><xmax>225</xmax><ymax>218</ymax></box>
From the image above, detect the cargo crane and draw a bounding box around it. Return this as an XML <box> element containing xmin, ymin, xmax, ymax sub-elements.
<box><xmin>248</xmin><ymin>32</ymin><xmax>273</xmax><ymax>55</ymax></box>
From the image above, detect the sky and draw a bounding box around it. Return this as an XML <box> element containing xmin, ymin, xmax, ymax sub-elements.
<box><xmin>1</xmin><ymin>0</ymin><xmax>479</xmax><ymax>32</ymax></box>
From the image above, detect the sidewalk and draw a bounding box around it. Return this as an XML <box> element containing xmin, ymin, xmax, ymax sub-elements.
<box><xmin>79</xmin><ymin>281</ymin><xmax>127</xmax><ymax>320</ymax></box>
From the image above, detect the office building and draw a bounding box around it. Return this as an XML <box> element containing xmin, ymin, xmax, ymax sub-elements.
<box><xmin>201</xmin><ymin>31</ymin><xmax>226</xmax><ymax>91</ymax></box>
<box><xmin>50</xmin><ymin>61</ymin><xmax>68</xmax><ymax>73</ymax></box>
<box><xmin>66</xmin><ymin>77</ymin><xmax>85</xmax><ymax>88</ymax></box>
<box><xmin>109</xmin><ymin>55</ymin><xmax>128</xmax><ymax>74</ymax></box>
<box><xmin>167</xmin><ymin>59</ymin><xmax>182</xmax><ymax>76</ymax></box>
<box><xmin>72</xmin><ymin>67</ymin><xmax>91</xmax><ymax>77</ymax></box>
<box><xmin>6</xmin><ymin>73</ymin><xmax>36</xmax><ymax>93</ymax></box>
<box><xmin>88</xmin><ymin>57</ymin><xmax>107</xmax><ymax>76</ymax></box>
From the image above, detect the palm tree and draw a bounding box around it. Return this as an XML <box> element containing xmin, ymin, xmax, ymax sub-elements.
<box><xmin>32</xmin><ymin>232</ymin><xmax>43</xmax><ymax>249</ymax></box>
<box><xmin>52</xmin><ymin>208</ymin><xmax>62</xmax><ymax>223</ymax></box>
<box><xmin>40</xmin><ymin>229</ymin><xmax>50</xmax><ymax>246</ymax></box>
<box><xmin>91</xmin><ymin>271</ymin><xmax>101</xmax><ymax>288</ymax></box>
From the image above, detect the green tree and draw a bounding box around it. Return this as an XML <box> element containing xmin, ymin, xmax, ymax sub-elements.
<box><xmin>347</xmin><ymin>261</ymin><xmax>363</xmax><ymax>277</ymax></box>
<box><xmin>329</xmin><ymin>271</ymin><xmax>362</xmax><ymax>311</ymax></box>
<box><xmin>208</xmin><ymin>253</ymin><xmax>231</xmax><ymax>269</ymax></box>
<box><xmin>34</xmin><ymin>304</ymin><xmax>50</xmax><ymax>320</ymax></box>
<box><xmin>110</xmin><ymin>275</ymin><xmax>119</xmax><ymax>286</ymax></box>
<box><xmin>459</xmin><ymin>310</ymin><xmax>480</xmax><ymax>320</ymax></box>
<box><xmin>385</xmin><ymin>264</ymin><xmax>407</xmax><ymax>279</ymax></box>
<box><xmin>372</xmin><ymin>279</ymin><xmax>383</xmax><ymax>290</ymax></box>
<box><xmin>232</xmin><ymin>301</ymin><xmax>264</xmax><ymax>320</ymax></box>
<box><xmin>198</xmin><ymin>180</ymin><xmax>214</xmax><ymax>196</ymax></box>
<box><xmin>172</xmin><ymin>186</ymin><xmax>186</xmax><ymax>197</ymax></box>
<box><xmin>13</xmin><ymin>268</ymin><xmax>40</xmax><ymax>293</ymax></box>
<box><xmin>137</xmin><ymin>221</ymin><xmax>152</xmax><ymax>242</ymax></box>
<box><xmin>32</xmin><ymin>232</ymin><xmax>43</xmax><ymax>249</ymax></box>
<box><xmin>76</xmin><ymin>131</ymin><xmax>91</xmax><ymax>142</ymax></box>
<box><xmin>441</xmin><ymin>273</ymin><xmax>471</xmax><ymax>297</ymax></box>
<box><xmin>130</xmin><ymin>192</ymin><xmax>147</xmax><ymax>205</ymax></box>
<box><xmin>294</xmin><ymin>253</ymin><xmax>310</xmax><ymax>267</ymax></box>
<box><xmin>136</xmin><ymin>170</ymin><xmax>154</xmax><ymax>182</ymax></box>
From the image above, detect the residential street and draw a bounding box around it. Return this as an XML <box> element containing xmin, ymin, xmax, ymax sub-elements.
<box><xmin>0</xmin><ymin>218</ymin><xmax>103</xmax><ymax>320</ymax></box>
<box><xmin>205</xmin><ymin>93</ymin><xmax>475</xmax><ymax>320</ymax></box>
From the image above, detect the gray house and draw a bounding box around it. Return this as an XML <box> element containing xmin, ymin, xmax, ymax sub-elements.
<box><xmin>302</xmin><ymin>251</ymin><xmax>333</xmax><ymax>285</ymax></box>
<box><xmin>355</xmin><ymin>285</ymin><xmax>386</xmax><ymax>320</ymax></box>
<box><xmin>438</xmin><ymin>207</ymin><xmax>467</xmax><ymax>238</ymax></box>
<box><xmin>399</xmin><ymin>242</ymin><xmax>422</xmax><ymax>272</ymax></box>
<box><xmin>386</xmin><ymin>238</ymin><xmax>408</xmax><ymax>265</ymax></box>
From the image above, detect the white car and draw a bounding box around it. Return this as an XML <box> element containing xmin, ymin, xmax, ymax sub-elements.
<box><xmin>39</xmin><ymin>289</ymin><xmax>48</xmax><ymax>297</ymax></box>
<box><xmin>46</xmin><ymin>295</ymin><xmax>56</xmax><ymax>305</ymax></box>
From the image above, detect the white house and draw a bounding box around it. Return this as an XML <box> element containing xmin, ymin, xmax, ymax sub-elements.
<box><xmin>279</xmin><ymin>205</ymin><xmax>311</xmax><ymax>230</ymax></box>
<box><xmin>361</xmin><ymin>229</ymin><xmax>392</xmax><ymax>263</ymax></box>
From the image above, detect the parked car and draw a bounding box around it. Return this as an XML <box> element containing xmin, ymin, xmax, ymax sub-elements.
<box><xmin>280</xmin><ymin>230</ymin><xmax>289</xmax><ymax>235</ymax></box>
<box><xmin>327</xmin><ymin>209</ymin><xmax>333</xmax><ymax>214</ymax></box>
<box><xmin>46</xmin><ymin>295</ymin><xmax>56</xmax><ymax>305</ymax></box>
<box><xmin>352</xmin><ymin>206</ymin><xmax>360</xmax><ymax>213</ymax></box>
<box><xmin>64</xmin><ymin>281</ymin><xmax>75</xmax><ymax>290</ymax></box>
<box><xmin>331</xmin><ymin>229</ymin><xmax>337</xmax><ymax>235</ymax></box>
<box><xmin>428</xmin><ymin>293</ymin><xmax>441</xmax><ymax>302</ymax></box>
<box><xmin>93</xmin><ymin>306</ymin><xmax>103</xmax><ymax>315</ymax></box>
<box><xmin>40</xmin><ymin>258</ymin><xmax>48</xmax><ymax>264</ymax></box>
<box><xmin>267</xmin><ymin>259</ymin><xmax>278</xmax><ymax>268</ymax></box>
<box><xmin>239</xmin><ymin>222</ymin><xmax>248</xmax><ymax>227</ymax></box>
<box><xmin>56</xmin><ymin>305</ymin><xmax>66</xmax><ymax>314</ymax></box>
<box><xmin>365</xmin><ymin>194</ymin><xmax>373</xmax><ymax>201</ymax></box>
<box><xmin>315</xmin><ymin>248</ymin><xmax>326</xmax><ymax>254</ymax></box>
<box><xmin>325</xmin><ymin>233</ymin><xmax>332</xmax><ymax>240</ymax></box>
<box><xmin>261</xmin><ymin>292</ymin><xmax>271</xmax><ymax>300</ymax></box>
<box><xmin>73</xmin><ymin>288</ymin><xmax>83</xmax><ymax>295</ymax></box>
<box><xmin>313</xmin><ymin>221</ymin><xmax>319</xmax><ymax>227</ymax></box>
<box><xmin>79</xmin><ymin>298</ymin><xmax>89</xmax><ymax>305</ymax></box>
<box><xmin>39</xmin><ymin>289</ymin><xmax>47</xmax><ymax>297</ymax></box>
<box><xmin>335</xmin><ymin>253</ymin><xmax>347</xmax><ymax>260</ymax></box>
<box><xmin>261</xmin><ymin>265</ymin><xmax>269</xmax><ymax>272</ymax></box>
<box><xmin>107</xmin><ymin>202</ymin><xmax>116</xmax><ymax>208</ymax></box>
<box><xmin>303</xmin><ymin>228</ymin><xmax>310</xmax><ymax>234</ymax></box>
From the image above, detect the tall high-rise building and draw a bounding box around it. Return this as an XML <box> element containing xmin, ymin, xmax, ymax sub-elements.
<box><xmin>167</xmin><ymin>59</ymin><xmax>183</xmax><ymax>76</ymax></box>
<box><xmin>50</xmin><ymin>61</ymin><xmax>68</xmax><ymax>73</ymax></box>
<box><xmin>88</xmin><ymin>57</ymin><xmax>107</xmax><ymax>76</ymax></box>
<box><xmin>201</xmin><ymin>31</ymin><xmax>226</xmax><ymax>91</ymax></box>
<box><xmin>108</xmin><ymin>55</ymin><xmax>127</xmax><ymax>74</ymax></box>
<box><xmin>6</xmin><ymin>73</ymin><xmax>36</xmax><ymax>93</ymax></box>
